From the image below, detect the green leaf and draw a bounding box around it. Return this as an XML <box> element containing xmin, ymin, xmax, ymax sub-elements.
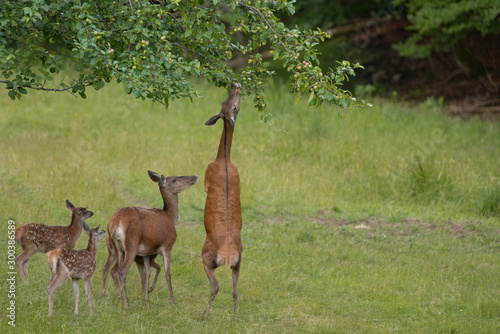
<box><xmin>8</xmin><ymin>90</ymin><xmax>17</xmax><ymax>100</ymax></box>
<box><xmin>92</xmin><ymin>81</ymin><xmax>105</xmax><ymax>90</ymax></box>
<box><xmin>308</xmin><ymin>90</ymin><xmax>315</xmax><ymax>103</ymax></box>
<box><xmin>23</xmin><ymin>7</ymin><xmax>32</xmax><ymax>16</ymax></box>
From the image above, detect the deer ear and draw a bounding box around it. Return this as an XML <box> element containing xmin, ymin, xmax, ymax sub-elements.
<box><xmin>66</xmin><ymin>200</ymin><xmax>75</xmax><ymax>211</ymax></box>
<box><xmin>205</xmin><ymin>114</ymin><xmax>220</xmax><ymax>126</ymax></box>
<box><xmin>228</xmin><ymin>118</ymin><xmax>235</xmax><ymax>131</ymax></box>
<box><xmin>82</xmin><ymin>221</ymin><xmax>90</xmax><ymax>233</ymax></box>
<box><xmin>148</xmin><ymin>170</ymin><xmax>161</xmax><ymax>183</ymax></box>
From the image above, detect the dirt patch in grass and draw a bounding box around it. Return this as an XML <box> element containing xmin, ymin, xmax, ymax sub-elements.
<box><xmin>311</xmin><ymin>216</ymin><xmax>350</xmax><ymax>227</ymax></box>
<box><xmin>445</xmin><ymin>220</ymin><xmax>481</xmax><ymax>238</ymax></box>
<box><xmin>311</xmin><ymin>210</ymin><xmax>384</xmax><ymax>228</ymax></box>
<box><xmin>389</xmin><ymin>218</ymin><xmax>435</xmax><ymax>236</ymax></box>
<box><xmin>268</xmin><ymin>210</ymin><xmax>489</xmax><ymax>240</ymax></box>
<box><xmin>306</xmin><ymin>212</ymin><xmax>483</xmax><ymax>238</ymax></box>
<box><xmin>266</xmin><ymin>215</ymin><xmax>288</xmax><ymax>225</ymax></box>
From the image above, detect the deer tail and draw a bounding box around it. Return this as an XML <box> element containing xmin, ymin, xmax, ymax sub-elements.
<box><xmin>218</xmin><ymin>244</ymin><xmax>241</xmax><ymax>269</ymax></box>
<box><xmin>47</xmin><ymin>251</ymin><xmax>59</xmax><ymax>276</ymax></box>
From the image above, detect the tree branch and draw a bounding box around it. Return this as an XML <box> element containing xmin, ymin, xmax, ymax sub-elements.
<box><xmin>168</xmin><ymin>13</ymin><xmax>185</xmax><ymax>32</ymax></box>
<box><xmin>238</xmin><ymin>2</ymin><xmax>292</xmax><ymax>55</ymax></box>
<box><xmin>0</xmin><ymin>79</ymin><xmax>93</xmax><ymax>92</ymax></box>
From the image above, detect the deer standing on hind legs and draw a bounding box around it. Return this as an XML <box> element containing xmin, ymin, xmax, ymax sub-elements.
<box><xmin>15</xmin><ymin>200</ymin><xmax>92</xmax><ymax>281</ymax></box>
<box><xmin>107</xmin><ymin>170</ymin><xmax>198</xmax><ymax>308</ymax></box>
<box><xmin>47</xmin><ymin>225</ymin><xmax>106</xmax><ymax>316</ymax></box>
<box><xmin>202</xmin><ymin>82</ymin><xmax>243</xmax><ymax>318</ymax></box>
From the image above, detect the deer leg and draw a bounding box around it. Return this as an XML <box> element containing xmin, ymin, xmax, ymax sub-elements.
<box><xmin>202</xmin><ymin>262</ymin><xmax>219</xmax><ymax>317</ymax></box>
<box><xmin>48</xmin><ymin>292</ymin><xmax>54</xmax><ymax>316</ymax></box>
<box><xmin>162</xmin><ymin>251</ymin><xmax>175</xmax><ymax>304</ymax></box>
<box><xmin>115</xmin><ymin>235</ymin><xmax>138</xmax><ymax>308</ymax></box>
<box><xmin>135</xmin><ymin>257</ymin><xmax>147</xmax><ymax>297</ymax></box>
<box><xmin>118</xmin><ymin>253</ymin><xmax>136</xmax><ymax>308</ymax></box>
<box><xmin>142</xmin><ymin>256</ymin><xmax>151</xmax><ymax>301</ymax></box>
<box><xmin>47</xmin><ymin>268</ymin><xmax>69</xmax><ymax>316</ymax></box>
<box><xmin>73</xmin><ymin>278</ymin><xmax>80</xmax><ymax>316</ymax></box>
<box><xmin>148</xmin><ymin>256</ymin><xmax>161</xmax><ymax>294</ymax></box>
<box><xmin>84</xmin><ymin>278</ymin><xmax>93</xmax><ymax>316</ymax></box>
<box><xmin>231</xmin><ymin>265</ymin><xmax>240</xmax><ymax>319</ymax></box>
<box><xmin>15</xmin><ymin>249</ymin><xmax>34</xmax><ymax>281</ymax></box>
<box><xmin>101</xmin><ymin>246</ymin><xmax>116</xmax><ymax>296</ymax></box>
<box><xmin>110</xmin><ymin>263</ymin><xmax>121</xmax><ymax>297</ymax></box>
<box><xmin>105</xmin><ymin>237</ymin><xmax>121</xmax><ymax>297</ymax></box>
<box><xmin>48</xmin><ymin>262</ymin><xmax>55</xmax><ymax>283</ymax></box>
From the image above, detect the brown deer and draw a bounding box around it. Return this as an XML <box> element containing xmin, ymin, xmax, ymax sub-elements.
<box><xmin>101</xmin><ymin>236</ymin><xmax>161</xmax><ymax>297</ymax></box>
<box><xmin>107</xmin><ymin>170</ymin><xmax>198</xmax><ymax>308</ymax></box>
<box><xmin>47</xmin><ymin>225</ymin><xmax>105</xmax><ymax>316</ymax></box>
<box><xmin>15</xmin><ymin>200</ymin><xmax>92</xmax><ymax>281</ymax></box>
<box><xmin>202</xmin><ymin>82</ymin><xmax>243</xmax><ymax>318</ymax></box>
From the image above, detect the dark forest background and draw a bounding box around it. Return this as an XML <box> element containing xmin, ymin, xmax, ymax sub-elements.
<box><xmin>279</xmin><ymin>0</ymin><xmax>500</xmax><ymax>119</ymax></box>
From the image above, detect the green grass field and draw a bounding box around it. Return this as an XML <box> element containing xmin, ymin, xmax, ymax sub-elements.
<box><xmin>1</xmin><ymin>82</ymin><xmax>499</xmax><ymax>333</ymax></box>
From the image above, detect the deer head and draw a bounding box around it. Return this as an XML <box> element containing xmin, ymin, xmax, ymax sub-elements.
<box><xmin>66</xmin><ymin>199</ymin><xmax>92</xmax><ymax>232</ymax></box>
<box><xmin>87</xmin><ymin>225</ymin><xmax>106</xmax><ymax>242</ymax></box>
<box><xmin>205</xmin><ymin>82</ymin><xmax>242</xmax><ymax>130</ymax></box>
<box><xmin>147</xmin><ymin>170</ymin><xmax>198</xmax><ymax>194</ymax></box>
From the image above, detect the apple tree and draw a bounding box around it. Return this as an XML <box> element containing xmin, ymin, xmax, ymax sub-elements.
<box><xmin>0</xmin><ymin>0</ymin><xmax>370</xmax><ymax>118</ymax></box>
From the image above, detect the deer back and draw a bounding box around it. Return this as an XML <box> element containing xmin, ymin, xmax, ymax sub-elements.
<box><xmin>16</xmin><ymin>223</ymin><xmax>83</xmax><ymax>253</ymax></box>
<box><xmin>204</xmin><ymin>160</ymin><xmax>242</xmax><ymax>237</ymax></box>
<box><xmin>51</xmin><ymin>248</ymin><xmax>97</xmax><ymax>279</ymax></box>
<box><xmin>109</xmin><ymin>207</ymin><xmax>177</xmax><ymax>255</ymax></box>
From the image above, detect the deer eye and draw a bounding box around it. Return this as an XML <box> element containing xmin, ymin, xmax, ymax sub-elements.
<box><xmin>172</xmin><ymin>179</ymin><xmax>177</xmax><ymax>183</ymax></box>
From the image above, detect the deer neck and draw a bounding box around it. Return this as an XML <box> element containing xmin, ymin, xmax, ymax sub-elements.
<box><xmin>160</xmin><ymin>189</ymin><xmax>179</xmax><ymax>221</ymax></box>
<box><xmin>86</xmin><ymin>235</ymin><xmax>98</xmax><ymax>256</ymax></box>
<box><xmin>216</xmin><ymin>119</ymin><xmax>234</xmax><ymax>163</ymax></box>
<box><xmin>69</xmin><ymin>213</ymin><xmax>83</xmax><ymax>238</ymax></box>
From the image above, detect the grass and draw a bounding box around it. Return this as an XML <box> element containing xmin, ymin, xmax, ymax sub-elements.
<box><xmin>0</xmin><ymin>82</ymin><xmax>499</xmax><ymax>333</ymax></box>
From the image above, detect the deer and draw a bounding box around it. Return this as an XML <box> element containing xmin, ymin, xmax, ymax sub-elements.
<box><xmin>47</xmin><ymin>225</ymin><xmax>106</xmax><ymax>316</ymax></box>
<box><xmin>107</xmin><ymin>170</ymin><xmax>198</xmax><ymax>308</ymax></box>
<box><xmin>202</xmin><ymin>82</ymin><xmax>243</xmax><ymax>318</ymax></box>
<box><xmin>15</xmin><ymin>200</ymin><xmax>92</xmax><ymax>281</ymax></box>
<box><xmin>101</xmin><ymin>236</ymin><xmax>161</xmax><ymax>297</ymax></box>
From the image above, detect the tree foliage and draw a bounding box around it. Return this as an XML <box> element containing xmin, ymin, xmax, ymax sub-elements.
<box><xmin>0</xmin><ymin>0</ymin><xmax>370</xmax><ymax>117</ymax></box>
<box><xmin>394</xmin><ymin>0</ymin><xmax>500</xmax><ymax>58</ymax></box>
<box><xmin>284</xmin><ymin>0</ymin><xmax>387</xmax><ymax>30</ymax></box>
